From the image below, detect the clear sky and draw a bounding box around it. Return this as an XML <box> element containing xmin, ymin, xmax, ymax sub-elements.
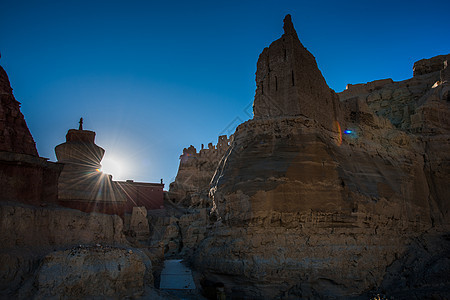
<box><xmin>1</xmin><ymin>0</ymin><xmax>449</xmax><ymax>185</ymax></box>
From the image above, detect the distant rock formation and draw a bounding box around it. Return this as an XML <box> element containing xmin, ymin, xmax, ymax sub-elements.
<box><xmin>169</xmin><ymin>135</ymin><xmax>231</xmax><ymax>207</ymax></box>
<box><xmin>192</xmin><ymin>15</ymin><xmax>450</xmax><ymax>298</ymax></box>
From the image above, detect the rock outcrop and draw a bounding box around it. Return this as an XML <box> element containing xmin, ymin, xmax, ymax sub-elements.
<box><xmin>169</xmin><ymin>135</ymin><xmax>231</xmax><ymax>207</ymax></box>
<box><xmin>35</xmin><ymin>246</ymin><xmax>152</xmax><ymax>299</ymax></box>
<box><xmin>192</xmin><ymin>15</ymin><xmax>450</xmax><ymax>299</ymax></box>
<box><xmin>0</xmin><ymin>202</ymin><xmax>128</xmax><ymax>297</ymax></box>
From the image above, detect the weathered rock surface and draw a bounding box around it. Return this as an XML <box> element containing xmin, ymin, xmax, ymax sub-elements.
<box><xmin>35</xmin><ymin>246</ymin><xmax>152</xmax><ymax>299</ymax></box>
<box><xmin>192</xmin><ymin>15</ymin><xmax>450</xmax><ymax>299</ymax></box>
<box><xmin>380</xmin><ymin>228</ymin><xmax>450</xmax><ymax>299</ymax></box>
<box><xmin>169</xmin><ymin>135</ymin><xmax>231</xmax><ymax>207</ymax></box>
<box><xmin>129</xmin><ymin>206</ymin><xmax>150</xmax><ymax>240</ymax></box>
<box><xmin>413</xmin><ymin>54</ymin><xmax>450</xmax><ymax>77</ymax></box>
<box><xmin>145</xmin><ymin>206</ymin><xmax>209</xmax><ymax>258</ymax></box>
<box><xmin>0</xmin><ymin>202</ymin><xmax>127</xmax><ymax>296</ymax></box>
<box><xmin>0</xmin><ymin>203</ymin><xmax>126</xmax><ymax>250</ymax></box>
<box><xmin>253</xmin><ymin>15</ymin><xmax>343</xmax><ymax>130</ymax></box>
<box><xmin>339</xmin><ymin>55</ymin><xmax>450</xmax><ymax>223</ymax></box>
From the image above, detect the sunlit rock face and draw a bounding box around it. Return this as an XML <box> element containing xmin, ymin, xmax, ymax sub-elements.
<box><xmin>194</xmin><ymin>15</ymin><xmax>450</xmax><ymax>298</ymax></box>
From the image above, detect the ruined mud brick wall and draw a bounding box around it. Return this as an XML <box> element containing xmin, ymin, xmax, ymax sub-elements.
<box><xmin>120</xmin><ymin>181</ymin><xmax>164</xmax><ymax>212</ymax></box>
<box><xmin>169</xmin><ymin>134</ymin><xmax>231</xmax><ymax>207</ymax></box>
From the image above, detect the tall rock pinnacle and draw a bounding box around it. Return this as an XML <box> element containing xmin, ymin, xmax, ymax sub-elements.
<box><xmin>253</xmin><ymin>14</ymin><xmax>341</xmax><ymax>129</ymax></box>
<box><xmin>282</xmin><ymin>14</ymin><xmax>298</xmax><ymax>38</ymax></box>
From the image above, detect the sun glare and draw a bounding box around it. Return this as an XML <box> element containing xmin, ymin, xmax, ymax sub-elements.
<box><xmin>100</xmin><ymin>156</ymin><xmax>127</xmax><ymax>181</ymax></box>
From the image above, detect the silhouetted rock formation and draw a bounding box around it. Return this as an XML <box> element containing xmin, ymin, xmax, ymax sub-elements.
<box><xmin>0</xmin><ymin>65</ymin><xmax>62</xmax><ymax>205</ymax></box>
<box><xmin>253</xmin><ymin>15</ymin><xmax>343</xmax><ymax>130</ymax></box>
<box><xmin>192</xmin><ymin>15</ymin><xmax>450</xmax><ymax>299</ymax></box>
<box><xmin>0</xmin><ymin>66</ymin><xmax>38</xmax><ymax>155</ymax></box>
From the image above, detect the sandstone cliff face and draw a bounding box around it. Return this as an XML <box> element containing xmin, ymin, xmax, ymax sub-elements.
<box><xmin>169</xmin><ymin>135</ymin><xmax>231</xmax><ymax>207</ymax></box>
<box><xmin>0</xmin><ymin>203</ymin><xmax>126</xmax><ymax>250</ymax></box>
<box><xmin>193</xmin><ymin>15</ymin><xmax>450</xmax><ymax>298</ymax></box>
<box><xmin>339</xmin><ymin>55</ymin><xmax>450</xmax><ymax>224</ymax></box>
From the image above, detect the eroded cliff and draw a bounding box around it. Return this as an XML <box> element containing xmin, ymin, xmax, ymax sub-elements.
<box><xmin>192</xmin><ymin>15</ymin><xmax>450</xmax><ymax>298</ymax></box>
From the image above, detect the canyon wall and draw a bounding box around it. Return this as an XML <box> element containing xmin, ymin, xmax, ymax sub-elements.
<box><xmin>192</xmin><ymin>15</ymin><xmax>450</xmax><ymax>299</ymax></box>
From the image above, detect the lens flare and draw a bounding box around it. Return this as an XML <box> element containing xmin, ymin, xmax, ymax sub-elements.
<box><xmin>333</xmin><ymin>121</ymin><xmax>342</xmax><ymax>146</ymax></box>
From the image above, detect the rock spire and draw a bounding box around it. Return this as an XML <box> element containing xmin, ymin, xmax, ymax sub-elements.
<box><xmin>253</xmin><ymin>14</ymin><xmax>342</xmax><ymax>130</ymax></box>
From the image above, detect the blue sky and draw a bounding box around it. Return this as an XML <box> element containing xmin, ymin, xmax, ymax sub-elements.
<box><xmin>1</xmin><ymin>0</ymin><xmax>449</xmax><ymax>185</ymax></box>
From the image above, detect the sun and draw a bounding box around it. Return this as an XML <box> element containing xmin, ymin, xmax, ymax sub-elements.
<box><xmin>100</xmin><ymin>155</ymin><xmax>127</xmax><ymax>181</ymax></box>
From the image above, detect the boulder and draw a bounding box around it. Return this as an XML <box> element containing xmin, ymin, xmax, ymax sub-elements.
<box><xmin>35</xmin><ymin>246</ymin><xmax>152</xmax><ymax>299</ymax></box>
